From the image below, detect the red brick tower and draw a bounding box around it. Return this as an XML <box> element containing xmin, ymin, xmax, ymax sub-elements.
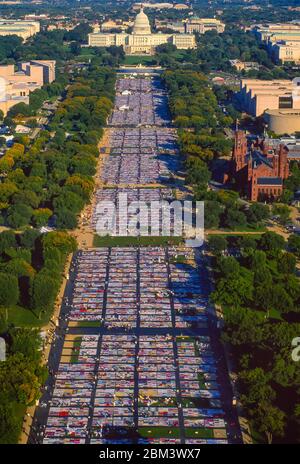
<box><xmin>278</xmin><ymin>144</ymin><xmax>289</xmax><ymax>179</ymax></box>
<box><xmin>232</xmin><ymin>130</ymin><xmax>247</xmax><ymax>172</ymax></box>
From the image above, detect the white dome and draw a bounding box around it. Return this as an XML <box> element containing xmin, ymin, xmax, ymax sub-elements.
<box><xmin>132</xmin><ymin>8</ymin><xmax>151</xmax><ymax>35</ymax></box>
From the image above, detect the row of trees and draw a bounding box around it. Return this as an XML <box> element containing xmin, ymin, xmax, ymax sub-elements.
<box><xmin>209</xmin><ymin>232</ymin><xmax>300</xmax><ymax>443</ymax></box>
<box><xmin>0</xmin><ymin>45</ymin><xmax>116</xmax><ymax>443</ymax></box>
<box><xmin>154</xmin><ymin>26</ymin><xmax>297</xmax><ymax>78</ymax></box>
<box><xmin>0</xmin><ymin>64</ymin><xmax>115</xmax><ymax>229</ymax></box>
<box><xmin>163</xmin><ymin>69</ymin><xmax>273</xmax><ymax>231</ymax></box>
<box><xmin>195</xmin><ymin>28</ymin><xmax>278</xmax><ymax>76</ymax></box>
<box><xmin>0</xmin><ymin>25</ymin><xmax>90</xmax><ymax>66</ymax></box>
<box><xmin>0</xmin><ymin>229</ymin><xmax>77</xmax><ymax>318</ymax></box>
<box><xmin>0</xmin><ymin>26</ymin><xmax>125</xmax><ymax>69</ymax></box>
<box><xmin>0</xmin><ymin>327</ymin><xmax>48</xmax><ymax>444</ymax></box>
<box><xmin>163</xmin><ymin>69</ymin><xmax>234</xmax><ymax>132</ymax></box>
<box><xmin>0</xmin><ymin>228</ymin><xmax>77</xmax><ymax>443</ymax></box>
<box><xmin>162</xmin><ymin>69</ymin><xmax>233</xmax><ymax>193</ymax></box>
<box><xmin>283</xmin><ymin>162</ymin><xmax>300</xmax><ymax>205</ymax></box>
<box><xmin>203</xmin><ymin>193</ymin><xmax>270</xmax><ymax>230</ymax></box>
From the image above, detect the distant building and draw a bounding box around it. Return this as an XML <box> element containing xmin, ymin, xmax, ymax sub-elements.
<box><xmin>100</xmin><ymin>19</ymin><xmax>133</xmax><ymax>32</ymax></box>
<box><xmin>174</xmin><ymin>3</ymin><xmax>190</xmax><ymax>9</ymax></box>
<box><xmin>264</xmin><ymin>108</ymin><xmax>300</xmax><ymax>135</ymax></box>
<box><xmin>88</xmin><ymin>8</ymin><xmax>196</xmax><ymax>55</ymax></box>
<box><xmin>253</xmin><ymin>22</ymin><xmax>300</xmax><ymax>64</ymax></box>
<box><xmin>47</xmin><ymin>22</ymin><xmax>78</xmax><ymax>32</ymax></box>
<box><xmin>0</xmin><ymin>61</ymin><xmax>55</xmax><ymax>86</ymax></box>
<box><xmin>0</xmin><ymin>19</ymin><xmax>40</xmax><ymax>40</ymax></box>
<box><xmin>184</xmin><ymin>17</ymin><xmax>225</xmax><ymax>34</ymax></box>
<box><xmin>100</xmin><ymin>20</ymin><xmax>119</xmax><ymax>31</ymax></box>
<box><xmin>24</xmin><ymin>14</ymin><xmax>48</xmax><ymax>21</ymax></box>
<box><xmin>270</xmin><ymin>40</ymin><xmax>300</xmax><ymax>65</ymax></box>
<box><xmin>253</xmin><ymin>22</ymin><xmax>300</xmax><ymax>43</ymax></box>
<box><xmin>237</xmin><ymin>79</ymin><xmax>300</xmax><ymax>117</ymax></box>
<box><xmin>0</xmin><ymin>60</ymin><xmax>56</xmax><ymax>116</ymax></box>
<box><xmin>231</xmin><ymin>130</ymin><xmax>290</xmax><ymax>201</ymax></box>
<box><xmin>133</xmin><ymin>3</ymin><xmax>175</xmax><ymax>10</ymax></box>
<box><xmin>155</xmin><ymin>19</ymin><xmax>185</xmax><ymax>33</ymax></box>
<box><xmin>230</xmin><ymin>60</ymin><xmax>260</xmax><ymax>71</ymax></box>
<box><xmin>212</xmin><ymin>76</ymin><xmax>225</xmax><ymax>85</ymax></box>
<box><xmin>0</xmin><ymin>337</ymin><xmax>5</xmax><ymax>362</ymax></box>
<box><xmin>263</xmin><ymin>136</ymin><xmax>300</xmax><ymax>161</ymax></box>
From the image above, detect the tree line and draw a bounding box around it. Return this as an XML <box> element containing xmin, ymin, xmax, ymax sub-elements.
<box><xmin>0</xmin><ymin>64</ymin><xmax>115</xmax><ymax>230</ymax></box>
<box><xmin>162</xmin><ymin>69</ymin><xmax>273</xmax><ymax>232</ymax></box>
<box><xmin>208</xmin><ymin>232</ymin><xmax>300</xmax><ymax>443</ymax></box>
<box><xmin>0</xmin><ymin>229</ymin><xmax>77</xmax><ymax>443</ymax></box>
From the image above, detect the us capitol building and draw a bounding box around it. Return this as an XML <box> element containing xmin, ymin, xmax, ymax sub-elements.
<box><xmin>88</xmin><ymin>8</ymin><xmax>196</xmax><ymax>55</ymax></box>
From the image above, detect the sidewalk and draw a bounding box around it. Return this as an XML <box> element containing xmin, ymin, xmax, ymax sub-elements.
<box><xmin>70</xmin><ymin>128</ymin><xmax>111</xmax><ymax>250</ymax></box>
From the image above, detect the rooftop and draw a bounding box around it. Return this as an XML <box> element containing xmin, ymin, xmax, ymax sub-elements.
<box><xmin>257</xmin><ymin>177</ymin><xmax>283</xmax><ymax>185</ymax></box>
<box><xmin>247</xmin><ymin>149</ymin><xmax>273</xmax><ymax>169</ymax></box>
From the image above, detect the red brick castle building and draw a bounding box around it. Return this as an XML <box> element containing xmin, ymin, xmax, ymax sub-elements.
<box><xmin>231</xmin><ymin>130</ymin><xmax>289</xmax><ymax>201</ymax></box>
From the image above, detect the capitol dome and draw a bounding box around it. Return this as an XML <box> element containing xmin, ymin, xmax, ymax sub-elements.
<box><xmin>132</xmin><ymin>8</ymin><xmax>151</xmax><ymax>35</ymax></box>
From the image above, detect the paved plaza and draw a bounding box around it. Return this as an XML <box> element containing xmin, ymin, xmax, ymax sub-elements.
<box><xmin>30</xmin><ymin>74</ymin><xmax>241</xmax><ymax>445</ymax></box>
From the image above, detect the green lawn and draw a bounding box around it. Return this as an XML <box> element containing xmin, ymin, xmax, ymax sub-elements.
<box><xmin>0</xmin><ymin>402</ymin><xmax>26</xmax><ymax>444</ymax></box>
<box><xmin>75</xmin><ymin>54</ymin><xmax>95</xmax><ymax>62</ymax></box>
<box><xmin>268</xmin><ymin>308</ymin><xmax>283</xmax><ymax>321</ymax></box>
<box><xmin>93</xmin><ymin>235</ymin><xmax>183</xmax><ymax>247</ymax></box>
<box><xmin>123</xmin><ymin>55</ymin><xmax>157</xmax><ymax>65</ymax></box>
<box><xmin>75</xmin><ymin>321</ymin><xmax>102</xmax><ymax>327</ymax></box>
<box><xmin>121</xmin><ymin>51</ymin><xmax>187</xmax><ymax>66</ymax></box>
<box><xmin>169</xmin><ymin>50</ymin><xmax>187</xmax><ymax>60</ymax></box>
<box><xmin>176</xmin><ymin>335</ymin><xmax>195</xmax><ymax>342</ymax></box>
<box><xmin>6</xmin><ymin>306</ymin><xmax>50</xmax><ymax>327</ymax></box>
<box><xmin>138</xmin><ymin>427</ymin><xmax>180</xmax><ymax>438</ymax></box>
<box><xmin>138</xmin><ymin>426</ymin><xmax>216</xmax><ymax>440</ymax></box>
<box><xmin>80</xmin><ymin>48</ymin><xmax>96</xmax><ymax>56</ymax></box>
<box><xmin>185</xmin><ymin>428</ymin><xmax>215</xmax><ymax>438</ymax></box>
<box><xmin>70</xmin><ymin>337</ymin><xmax>82</xmax><ymax>363</ymax></box>
<box><xmin>70</xmin><ymin>348</ymin><xmax>80</xmax><ymax>363</ymax></box>
<box><xmin>207</xmin><ymin>232</ymin><xmax>263</xmax><ymax>238</ymax></box>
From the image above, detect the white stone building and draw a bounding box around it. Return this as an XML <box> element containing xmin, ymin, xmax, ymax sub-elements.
<box><xmin>88</xmin><ymin>8</ymin><xmax>196</xmax><ymax>55</ymax></box>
